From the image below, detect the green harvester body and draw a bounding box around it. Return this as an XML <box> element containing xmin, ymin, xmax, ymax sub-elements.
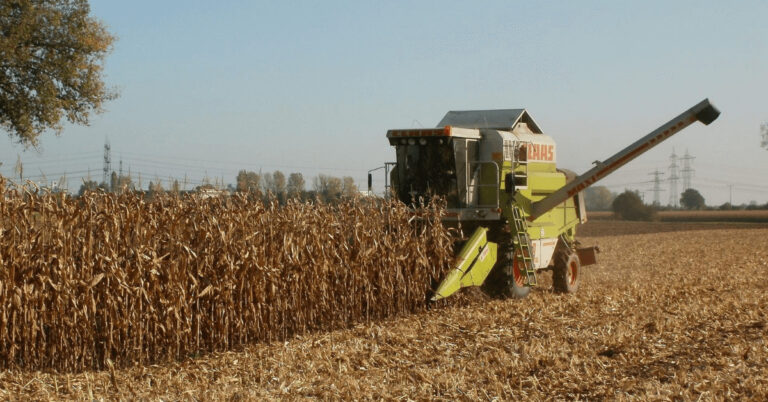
<box><xmin>382</xmin><ymin>100</ymin><xmax>720</xmax><ymax>300</ymax></box>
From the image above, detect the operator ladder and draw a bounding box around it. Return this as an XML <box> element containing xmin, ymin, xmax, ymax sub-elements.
<box><xmin>511</xmin><ymin>205</ymin><xmax>537</xmax><ymax>286</ymax></box>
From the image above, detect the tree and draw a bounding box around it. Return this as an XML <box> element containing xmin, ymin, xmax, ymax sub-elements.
<box><xmin>612</xmin><ymin>190</ymin><xmax>656</xmax><ymax>221</ymax></box>
<box><xmin>148</xmin><ymin>180</ymin><xmax>164</xmax><ymax>197</ymax></box>
<box><xmin>0</xmin><ymin>0</ymin><xmax>117</xmax><ymax>145</ymax></box>
<box><xmin>261</xmin><ymin>172</ymin><xmax>274</xmax><ymax>194</ymax></box>
<box><xmin>680</xmin><ymin>188</ymin><xmax>705</xmax><ymax>210</ymax></box>
<box><xmin>287</xmin><ymin>172</ymin><xmax>305</xmax><ymax>199</ymax></box>
<box><xmin>272</xmin><ymin>170</ymin><xmax>285</xmax><ymax>192</ymax></box>
<box><xmin>583</xmin><ymin>185</ymin><xmax>614</xmax><ymax>211</ymax></box>
<box><xmin>314</xmin><ymin>174</ymin><xmax>343</xmax><ymax>202</ymax></box>
<box><xmin>77</xmin><ymin>179</ymin><xmax>98</xmax><ymax>196</ymax></box>
<box><xmin>341</xmin><ymin>176</ymin><xmax>357</xmax><ymax>197</ymax></box>
<box><xmin>116</xmin><ymin>173</ymin><xmax>133</xmax><ymax>193</ymax></box>
<box><xmin>271</xmin><ymin>170</ymin><xmax>286</xmax><ymax>202</ymax></box>
<box><xmin>236</xmin><ymin>170</ymin><xmax>261</xmax><ymax>194</ymax></box>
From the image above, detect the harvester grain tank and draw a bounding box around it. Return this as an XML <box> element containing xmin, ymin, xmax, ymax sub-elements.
<box><xmin>383</xmin><ymin>99</ymin><xmax>720</xmax><ymax>300</ymax></box>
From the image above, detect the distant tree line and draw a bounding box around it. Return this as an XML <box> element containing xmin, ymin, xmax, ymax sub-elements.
<box><xmin>610</xmin><ymin>188</ymin><xmax>710</xmax><ymax>221</ymax></box>
<box><xmin>78</xmin><ymin>172</ymin><xmax>134</xmax><ymax>196</ymax></box>
<box><xmin>235</xmin><ymin>170</ymin><xmax>357</xmax><ymax>204</ymax></box>
<box><xmin>26</xmin><ymin>171</ymin><xmax>768</xmax><ymax>212</ymax></box>
<box><xmin>72</xmin><ymin>169</ymin><xmax>360</xmax><ymax>204</ymax></box>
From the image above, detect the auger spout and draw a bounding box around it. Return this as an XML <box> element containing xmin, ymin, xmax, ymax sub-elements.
<box><xmin>529</xmin><ymin>99</ymin><xmax>720</xmax><ymax>220</ymax></box>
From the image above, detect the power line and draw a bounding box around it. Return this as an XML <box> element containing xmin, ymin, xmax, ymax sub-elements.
<box><xmin>2</xmin><ymin>153</ymin><xmax>102</xmax><ymax>166</ymax></box>
<box><xmin>118</xmin><ymin>151</ymin><xmax>365</xmax><ymax>173</ymax></box>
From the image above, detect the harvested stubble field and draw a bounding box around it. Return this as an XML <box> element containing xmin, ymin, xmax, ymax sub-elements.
<box><xmin>1</xmin><ymin>214</ymin><xmax>766</xmax><ymax>399</ymax></box>
<box><xmin>590</xmin><ymin>210</ymin><xmax>768</xmax><ymax>223</ymax></box>
<box><xmin>582</xmin><ymin>210</ymin><xmax>768</xmax><ymax>237</ymax></box>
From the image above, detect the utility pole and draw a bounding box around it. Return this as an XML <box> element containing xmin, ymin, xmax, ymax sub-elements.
<box><xmin>668</xmin><ymin>149</ymin><xmax>679</xmax><ymax>208</ymax></box>
<box><xmin>728</xmin><ymin>184</ymin><xmax>733</xmax><ymax>205</ymax></box>
<box><xmin>680</xmin><ymin>149</ymin><xmax>695</xmax><ymax>191</ymax></box>
<box><xmin>648</xmin><ymin>169</ymin><xmax>665</xmax><ymax>206</ymax></box>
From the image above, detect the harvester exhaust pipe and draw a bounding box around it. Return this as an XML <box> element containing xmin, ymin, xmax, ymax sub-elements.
<box><xmin>530</xmin><ymin>99</ymin><xmax>720</xmax><ymax>220</ymax></box>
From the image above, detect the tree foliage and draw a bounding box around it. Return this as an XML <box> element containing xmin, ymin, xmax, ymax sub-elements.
<box><xmin>77</xmin><ymin>179</ymin><xmax>98</xmax><ymax>195</ymax></box>
<box><xmin>271</xmin><ymin>170</ymin><xmax>286</xmax><ymax>197</ymax></box>
<box><xmin>286</xmin><ymin>172</ymin><xmax>305</xmax><ymax>199</ymax></box>
<box><xmin>0</xmin><ymin>0</ymin><xmax>116</xmax><ymax>145</ymax></box>
<box><xmin>314</xmin><ymin>174</ymin><xmax>343</xmax><ymax>202</ymax></box>
<box><xmin>342</xmin><ymin>176</ymin><xmax>357</xmax><ymax>197</ymax></box>
<box><xmin>612</xmin><ymin>190</ymin><xmax>657</xmax><ymax>221</ymax></box>
<box><xmin>261</xmin><ymin>172</ymin><xmax>274</xmax><ymax>194</ymax></box>
<box><xmin>583</xmin><ymin>185</ymin><xmax>615</xmax><ymax>211</ymax></box>
<box><xmin>148</xmin><ymin>180</ymin><xmax>164</xmax><ymax>197</ymax></box>
<box><xmin>680</xmin><ymin>188</ymin><xmax>705</xmax><ymax>210</ymax></box>
<box><xmin>234</xmin><ymin>170</ymin><xmax>355</xmax><ymax>203</ymax></box>
<box><xmin>236</xmin><ymin>170</ymin><xmax>261</xmax><ymax>194</ymax></box>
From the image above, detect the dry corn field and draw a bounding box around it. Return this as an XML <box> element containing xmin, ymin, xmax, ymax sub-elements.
<box><xmin>2</xmin><ymin>183</ymin><xmax>767</xmax><ymax>399</ymax></box>
<box><xmin>0</xmin><ymin>179</ymin><xmax>456</xmax><ymax>372</ymax></box>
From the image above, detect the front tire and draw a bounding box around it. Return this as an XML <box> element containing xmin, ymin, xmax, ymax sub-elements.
<box><xmin>553</xmin><ymin>251</ymin><xmax>580</xmax><ymax>293</ymax></box>
<box><xmin>502</xmin><ymin>250</ymin><xmax>532</xmax><ymax>299</ymax></box>
<box><xmin>480</xmin><ymin>223</ymin><xmax>531</xmax><ymax>299</ymax></box>
<box><xmin>482</xmin><ymin>243</ymin><xmax>531</xmax><ymax>299</ymax></box>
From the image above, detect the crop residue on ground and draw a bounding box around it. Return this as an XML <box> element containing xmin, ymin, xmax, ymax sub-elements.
<box><xmin>2</xmin><ymin>222</ymin><xmax>766</xmax><ymax>399</ymax></box>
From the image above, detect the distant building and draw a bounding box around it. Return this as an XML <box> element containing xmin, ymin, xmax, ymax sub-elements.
<box><xmin>194</xmin><ymin>185</ymin><xmax>229</xmax><ymax>199</ymax></box>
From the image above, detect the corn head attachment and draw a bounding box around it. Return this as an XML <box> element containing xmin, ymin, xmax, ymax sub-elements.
<box><xmin>432</xmin><ymin>227</ymin><xmax>497</xmax><ymax>301</ymax></box>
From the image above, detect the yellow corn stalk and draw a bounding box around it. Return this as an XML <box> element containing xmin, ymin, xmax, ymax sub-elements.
<box><xmin>0</xmin><ymin>178</ymin><xmax>456</xmax><ymax>372</ymax></box>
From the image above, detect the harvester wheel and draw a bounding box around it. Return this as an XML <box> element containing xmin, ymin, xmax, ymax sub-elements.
<box><xmin>481</xmin><ymin>224</ymin><xmax>530</xmax><ymax>299</ymax></box>
<box><xmin>502</xmin><ymin>250</ymin><xmax>531</xmax><ymax>299</ymax></box>
<box><xmin>481</xmin><ymin>244</ymin><xmax>530</xmax><ymax>299</ymax></box>
<box><xmin>553</xmin><ymin>251</ymin><xmax>580</xmax><ymax>293</ymax></box>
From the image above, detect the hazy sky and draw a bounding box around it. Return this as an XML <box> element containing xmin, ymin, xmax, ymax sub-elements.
<box><xmin>1</xmin><ymin>0</ymin><xmax>767</xmax><ymax>205</ymax></box>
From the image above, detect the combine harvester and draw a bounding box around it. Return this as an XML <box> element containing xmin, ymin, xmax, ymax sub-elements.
<box><xmin>379</xmin><ymin>99</ymin><xmax>719</xmax><ymax>300</ymax></box>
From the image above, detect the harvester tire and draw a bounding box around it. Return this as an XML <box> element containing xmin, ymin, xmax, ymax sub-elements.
<box><xmin>502</xmin><ymin>252</ymin><xmax>531</xmax><ymax>299</ymax></box>
<box><xmin>553</xmin><ymin>252</ymin><xmax>580</xmax><ymax>293</ymax></box>
<box><xmin>481</xmin><ymin>224</ymin><xmax>530</xmax><ymax>299</ymax></box>
<box><xmin>481</xmin><ymin>247</ymin><xmax>530</xmax><ymax>299</ymax></box>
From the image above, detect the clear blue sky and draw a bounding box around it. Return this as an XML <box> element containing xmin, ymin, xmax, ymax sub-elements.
<box><xmin>1</xmin><ymin>0</ymin><xmax>767</xmax><ymax>205</ymax></box>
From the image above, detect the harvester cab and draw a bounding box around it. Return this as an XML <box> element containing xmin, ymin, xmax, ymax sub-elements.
<box><xmin>384</xmin><ymin>99</ymin><xmax>720</xmax><ymax>300</ymax></box>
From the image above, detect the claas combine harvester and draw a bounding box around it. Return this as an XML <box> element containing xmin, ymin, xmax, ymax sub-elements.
<box><xmin>380</xmin><ymin>99</ymin><xmax>720</xmax><ymax>300</ymax></box>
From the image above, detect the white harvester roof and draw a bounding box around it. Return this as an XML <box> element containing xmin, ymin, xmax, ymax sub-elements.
<box><xmin>436</xmin><ymin>109</ymin><xmax>543</xmax><ymax>134</ymax></box>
